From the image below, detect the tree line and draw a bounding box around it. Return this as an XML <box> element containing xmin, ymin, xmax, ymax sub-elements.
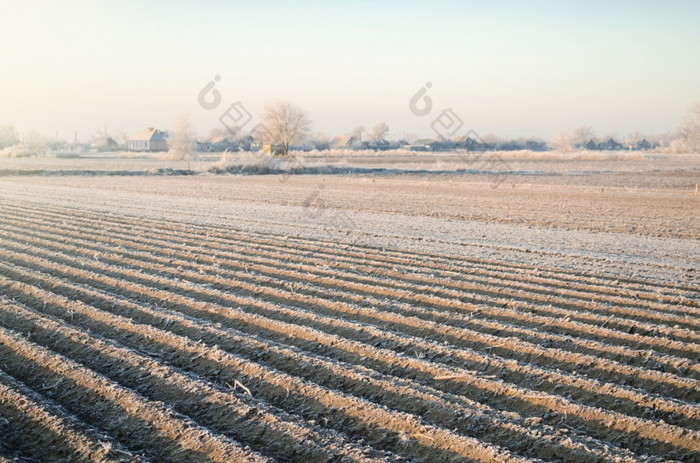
<box><xmin>2</xmin><ymin>102</ymin><xmax>700</xmax><ymax>157</ymax></box>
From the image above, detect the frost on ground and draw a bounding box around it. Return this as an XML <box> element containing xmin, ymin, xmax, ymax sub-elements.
<box><xmin>0</xmin><ymin>160</ymin><xmax>697</xmax><ymax>285</ymax></box>
<box><xmin>0</xmin><ymin>156</ymin><xmax>698</xmax><ymax>462</ymax></box>
<box><xmin>1</xmin><ymin>150</ymin><xmax>698</xmax><ymax>176</ymax></box>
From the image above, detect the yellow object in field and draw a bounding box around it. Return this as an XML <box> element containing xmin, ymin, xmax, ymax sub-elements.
<box><xmin>262</xmin><ymin>144</ymin><xmax>285</xmax><ymax>156</ymax></box>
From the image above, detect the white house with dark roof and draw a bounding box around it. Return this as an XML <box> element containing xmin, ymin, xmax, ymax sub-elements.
<box><xmin>127</xmin><ymin>128</ymin><xmax>168</xmax><ymax>152</ymax></box>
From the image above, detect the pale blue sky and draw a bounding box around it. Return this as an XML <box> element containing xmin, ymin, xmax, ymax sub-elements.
<box><xmin>1</xmin><ymin>0</ymin><xmax>699</xmax><ymax>140</ymax></box>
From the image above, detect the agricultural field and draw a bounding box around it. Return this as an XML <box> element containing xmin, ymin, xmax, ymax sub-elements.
<box><xmin>0</xmin><ymin>154</ymin><xmax>698</xmax><ymax>462</ymax></box>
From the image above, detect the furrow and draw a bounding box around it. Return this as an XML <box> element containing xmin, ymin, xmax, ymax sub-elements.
<box><xmin>6</xmin><ymin>206</ymin><xmax>700</xmax><ymax>344</ymax></box>
<box><xmin>0</xmin><ymin>325</ymin><xmax>270</xmax><ymax>463</ymax></box>
<box><xmin>0</xmin><ymin>299</ymin><xmax>395</xmax><ymax>463</ymax></box>
<box><xmin>0</xmin><ymin>366</ymin><xmax>142</xmax><ymax>463</ymax></box>
<box><xmin>1</xmin><ymin>253</ymin><xmax>698</xmax><ymax>460</ymax></box>
<box><xmin>2</xmin><ymin>237</ymin><xmax>698</xmax><ymax>404</ymax></box>
<box><xmin>0</xmin><ymin>273</ymin><xmax>653</xmax><ymax>462</ymax></box>
<box><xmin>4</xmin><ymin>215</ymin><xmax>697</xmax><ymax>377</ymax></box>
<box><xmin>0</xmin><ymin>293</ymin><xmax>537</xmax><ymax>462</ymax></box>
<box><xmin>4</xmin><ymin>200</ymin><xmax>697</xmax><ymax>305</ymax></box>
<box><xmin>4</xmin><ymin>212</ymin><xmax>698</xmax><ymax>363</ymax></box>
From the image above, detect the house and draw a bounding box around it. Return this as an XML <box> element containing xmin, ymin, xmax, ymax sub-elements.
<box><xmin>127</xmin><ymin>128</ymin><xmax>168</xmax><ymax>152</ymax></box>
<box><xmin>407</xmin><ymin>139</ymin><xmax>445</xmax><ymax>152</ymax></box>
<box><xmin>370</xmin><ymin>139</ymin><xmax>391</xmax><ymax>150</ymax></box>
<box><xmin>90</xmin><ymin>136</ymin><xmax>119</xmax><ymax>152</ymax></box>
<box><xmin>636</xmin><ymin>139</ymin><xmax>652</xmax><ymax>150</ymax></box>
<box><xmin>331</xmin><ymin>135</ymin><xmax>361</xmax><ymax>150</ymax></box>
<box><xmin>584</xmin><ymin>140</ymin><xmax>599</xmax><ymax>150</ymax></box>
<box><xmin>237</xmin><ymin>135</ymin><xmax>255</xmax><ymax>151</ymax></box>
<box><xmin>599</xmin><ymin>138</ymin><xmax>623</xmax><ymax>151</ymax></box>
<box><xmin>208</xmin><ymin>136</ymin><xmax>236</xmax><ymax>152</ymax></box>
<box><xmin>454</xmin><ymin>136</ymin><xmax>489</xmax><ymax>151</ymax></box>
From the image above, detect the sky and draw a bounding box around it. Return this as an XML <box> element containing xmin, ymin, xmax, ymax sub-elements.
<box><xmin>1</xmin><ymin>0</ymin><xmax>699</xmax><ymax>142</ymax></box>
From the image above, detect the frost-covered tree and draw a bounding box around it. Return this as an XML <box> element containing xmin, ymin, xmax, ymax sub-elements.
<box><xmin>572</xmin><ymin>125</ymin><xmax>596</xmax><ymax>147</ymax></box>
<box><xmin>350</xmin><ymin>126</ymin><xmax>364</xmax><ymax>141</ymax></box>
<box><xmin>167</xmin><ymin>117</ymin><xmax>197</xmax><ymax>166</ymax></box>
<box><xmin>310</xmin><ymin>131</ymin><xmax>330</xmax><ymax>150</ymax></box>
<box><xmin>259</xmin><ymin>101</ymin><xmax>311</xmax><ymax>156</ymax></box>
<box><xmin>682</xmin><ymin>103</ymin><xmax>700</xmax><ymax>152</ymax></box>
<box><xmin>625</xmin><ymin>131</ymin><xmax>647</xmax><ymax>146</ymax></box>
<box><xmin>0</xmin><ymin>124</ymin><xmax>18</xmax><ymax>149</ymax></box>
<box><xmin>369</xmin><ymin>123</ymin><xmax>389</xmax><ymax>144</ymax></box>
<box><xmin>23</xmin><ymin>131</ymin><xmax>49</xmax><ymax>156</ymax></box>
<box><xmin>207</xmin><ymin>127</ymin><xmax>228</xmax><ymax>141</ymax></box>
<box><xmin>481</xmin><ymin>133</ymin><xmax>503</xmax><ymax>145</ymax></box>
<box><xmin>548</xmin><ymin>130</ymin><xmax>573</xmax><ymax>152</ymax></box>
<box><xmin>117</xmin><ymin>129</ymin><xmax>130</xmax><ymax>150</ymax></box>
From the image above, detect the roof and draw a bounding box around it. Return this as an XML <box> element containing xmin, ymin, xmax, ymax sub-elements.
<box><xmin>129</xmin><ymin>128</ymin><xmax>168</xmax><ymax>142</ymax></box>
<box><xmin>90</xmin><ymin>136</ymin><xmax>117</xmax><ymax>147</ymax></box>
<box><xmin>454</xmin><ymin>136</ymin><xmax>482</xmax><ymax>144</ymax></box>
<box><xmin>331</xmin><ymin>135</ymin><xmax>357</xmax><ymax>148</ymax></box>
<box><xmin>412</xmin><ymin>138</ymin><xmax>437</xmax><ymax>145</ymax></box>
<box><xmin>210</xmin><ymin>136</ymin><xmax>233</xmax><ymax>144</ymax></box>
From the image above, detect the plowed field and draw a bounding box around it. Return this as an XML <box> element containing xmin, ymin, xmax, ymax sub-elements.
<box><xmin>0</xmin><ymin>170</ymin><xmax>698</xmax><ymax>462</ymax></box>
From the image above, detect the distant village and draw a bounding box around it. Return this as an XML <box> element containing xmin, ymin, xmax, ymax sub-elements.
<box><xmin>86</xmin><ymin>127</ymin><xmax>660</xmax><ymax>154</ymax></box>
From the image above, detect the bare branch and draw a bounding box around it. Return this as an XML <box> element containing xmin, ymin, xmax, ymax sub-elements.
<box><xmin>259</xmin><ymin>101</ymin><xmax>311</xmax><ymax>156</ymax></box>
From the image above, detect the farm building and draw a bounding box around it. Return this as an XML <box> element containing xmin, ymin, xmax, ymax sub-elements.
<box><xmin>127</xmin><ymin>128</ymin><xmax>169</xmax><ymax>152</ymax></box>
<box><xmin>331</xmin><ymin>135</ymin><xmax>361</xmax><ymax>150</ymax></box>
<box><xmin>454</xmin><ymin>135</ymin><xmax>482</xmax><ymax>150</ymax></box>
<box><xmin>90</xmin><ymin>136</ymin><xmax>119</xmax><ymax>152</ymax></box>
<box><xmin>207</xmin><ymin>136</ymin><xmax>236</xmax><ymax>152</ymax></box>
<box><xmin>584</xmin><ymin>138</ymin><xmax>624</xmax><ymax>151</ymax></box>
<box><xmin>408</xmin><ymin>139</ymin><xmax>447</xmax><ymax>152</ymax></box>
<box><xmin>599</xmin><ymin>138</ymin><xmax>624</xmax><ymax>150</ymax></box>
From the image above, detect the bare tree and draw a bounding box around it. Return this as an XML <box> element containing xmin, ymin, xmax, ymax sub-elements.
<box><xmin>23</xmin><ymin>131</ymin><xmax>49</xmax><ymax>156</ymax></box>
<box><xmin>572</xmin><ymin>125</ymin><xmax>596</xmax><ymax>147</ymax></box>
<box><xmin>259</xmin><ymin>101</ymin><xmax>311</xmax><ymax>156</ymax></box>
<box><xmin>0</xmin><ymin>124</ymin><xmax>18</xmax><ymax>149</ymax></box>
<box><xmin>350</xmin><ymin>126</ymin><xmax>364</xmax><ymax>141</ymax></box>
<box><xmin>116</xmin><ymin>128</ymin><xmax>130</xmax><ymax>150</ymax></box>
<box><xmin>404</xmin><ymin>133</ymin><xmax>418</xmax><ymax>143</ymax></box>
<box><xmin>310</xmin><ymin>131</ymin><xmax>330</xmax><ymax>150</ymax></box>
<box><xmin>625</xmin><ymin>130</ymin><xmax>645</xmax><ymax>146</ymax></box>
<box><xmin>548</xmin><ymin>130</ymin><xmax>572</xmax><ymax>152</ymax></box>
<box><xmin>481</xmin><ymin>133</ymin><xmax>502</xmax><ymax>145</ymax></box>
<box><xmin>246</xmin><ymin>124</ymin><xmax>264</xmax><ymax>145</ymax></box>
<box><xmin>369</xmin><ymin>123</ymin><xmax>389</xmax><ymax>144</ymax></box>
<box><xmin>207</xmin><ymin>127</ymin><xmax>228</xmax><ymax>141</ymax></box>
<box><xmin>682</xmin><ymin>102</ymin><xmax>700</xmax><ymax>152</ymax></box>
<box><xmin>167</xmin><ymin>117</ymin><xmax>197</xmax><ymax>167</ymax></box>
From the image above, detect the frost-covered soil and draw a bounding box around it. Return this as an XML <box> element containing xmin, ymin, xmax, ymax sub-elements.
<box><xmin>1</xmin><ymin>150</ymin><xmax>698</xmax><ymax>176</ymax></box>
<box><xmin>1</xmin><ymin>154</ymin><xmax>697</xmax><ymax>284</ymax></box>
<box><xmin>0</xmin><ymin>154</ymin><xmax>698</xmax><ymax>462</ymax></box>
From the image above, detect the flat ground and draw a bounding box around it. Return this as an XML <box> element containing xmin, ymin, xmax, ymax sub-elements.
<box><xmin>14</xmin><ymin>168</ymin><xmax>696</xmax><ymax>238</ymax></box>
<box><xmin>0</xmin><ymin>152</ymin><xmax>698</xmax><ymax>462</ymax></box>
